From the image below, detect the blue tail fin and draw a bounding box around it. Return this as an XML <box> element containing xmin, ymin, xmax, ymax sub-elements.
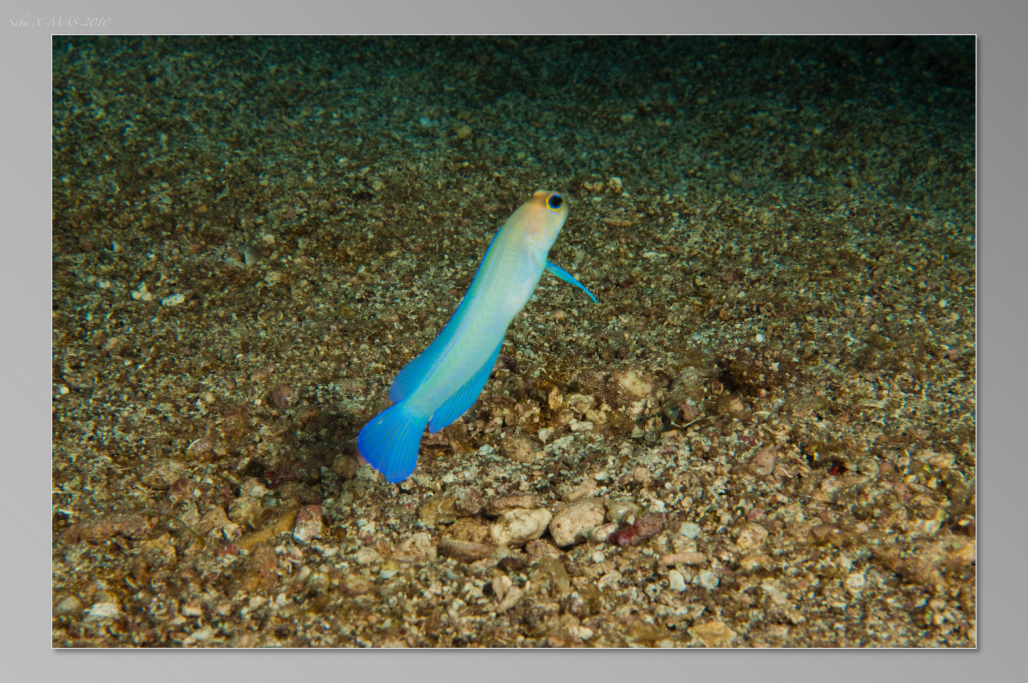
<box><xmin>357</xmin><ymin>402</ymin><xmax>428</xmax><ymax>483</ymax></box>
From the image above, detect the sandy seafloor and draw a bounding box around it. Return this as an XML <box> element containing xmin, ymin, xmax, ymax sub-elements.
<box><xmin>51</xmin><ymin>36</ymin><xmax>976</xmax><ymax>648</ymax></box>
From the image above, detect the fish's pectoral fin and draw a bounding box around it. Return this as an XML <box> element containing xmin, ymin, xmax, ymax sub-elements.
<box><xmin>545</xmin><ymin>261</ymin><xmax>598</xmax><ymax>303</ymax></box>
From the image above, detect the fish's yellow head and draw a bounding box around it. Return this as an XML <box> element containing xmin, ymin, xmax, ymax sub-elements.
<box><xmin>515</xmin><ymin>190</ymin><xmax>569</xmax><ymax>252</ymax></box>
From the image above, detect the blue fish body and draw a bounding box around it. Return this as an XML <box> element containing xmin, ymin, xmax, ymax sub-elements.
<box><xmin>357</xmin><ymin>191</ymin><xmax>596</xmax><ymax>482</ymax></box>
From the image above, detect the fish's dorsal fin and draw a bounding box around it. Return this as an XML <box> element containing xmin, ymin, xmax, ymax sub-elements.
<box><xmin>389</xmin><ymin>230</ymin><xmax>502</xmax><ymax>402</ymax></box>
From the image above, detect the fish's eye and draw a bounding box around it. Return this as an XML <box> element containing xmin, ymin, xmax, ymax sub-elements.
<box><xmin>547</xmin><ymin>194</ymin><xmax>563</xmax><ymax>210</ymax></box>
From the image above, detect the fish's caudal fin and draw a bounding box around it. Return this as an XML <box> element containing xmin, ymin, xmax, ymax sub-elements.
<box><xmin>357</xmin><ymin>402</ymin><xmax>428</xmax><ymax>483</ymax></box>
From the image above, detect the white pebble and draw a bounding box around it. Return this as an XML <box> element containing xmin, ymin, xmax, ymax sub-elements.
<box><xmin>679</xmin><ymin>522</ymin><xmax>701</xmax><ymax>539</ymax></box>
<box><xmin>549</xmin><ymin>498</ymin><xmax>605</xmax><ymax>547</ymax></box>
<box><xmin>696</xmin><ymin>570</ymin><xmax>719</xmax><ymax>590</ymax></box>
<box><xmin>568</xmin><ymin>625</ymin><xmax>594</xmax><ymax>641</ymax></box>
<box><xmin>846</xmin><ymin>572</ymin><xmax>866</xmax><ymax>593</ymax></box>
<box><xmin>188</xmin><ymin>625</ymin><xmax>215</xmax><ymax>643</ymax></box>
<box><xmin>668</xmin><ymin>570</ymin><xmax>687</xmax><ymax>592</ymax></box>
<box><xmin>489</xmin><ymin>508</ymin><xmax>552</xmax><ymax>546</ymax></box>
<box><xmin>83</xmin><ymin>602</ymin><xmax>122</xmax><ymax>623</ymax></box>
<box><xmin>161</xmin><ymin>293</ymin><xmax>185</xmax><ymax>307</ymax></box>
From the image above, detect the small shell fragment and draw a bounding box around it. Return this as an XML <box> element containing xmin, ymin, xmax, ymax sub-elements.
<box><xmin>242</xmin><ymin>244</ymin><xmax>260</xmax><ymax>265</ymax></box>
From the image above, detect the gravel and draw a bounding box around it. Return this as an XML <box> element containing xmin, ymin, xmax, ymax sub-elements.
<box><xmin>52</xmin><ymin>36</ymin><xmax>975</xmax><ymax>648</ymax></box>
